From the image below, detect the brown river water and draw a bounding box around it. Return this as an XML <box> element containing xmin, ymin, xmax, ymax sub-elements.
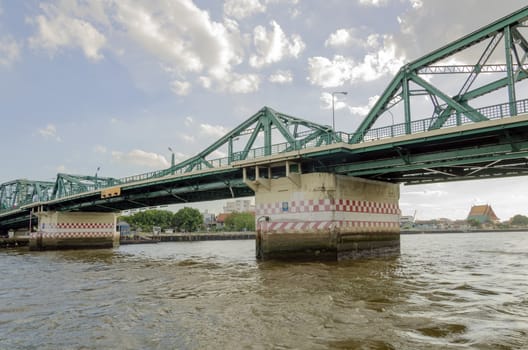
<box><xmin>1</xmin><ymin>232</ymin><xmax>527</xmax><ymax>349</ymax></box>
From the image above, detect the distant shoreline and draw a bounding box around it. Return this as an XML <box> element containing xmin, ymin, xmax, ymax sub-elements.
<box><xmin>401</xmin><ymin>228</ymin><xmax>528</xmax><ymax>234</ymax></box>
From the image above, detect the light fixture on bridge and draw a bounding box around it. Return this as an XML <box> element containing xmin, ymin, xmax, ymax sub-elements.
<box><xmin>94</xmin><ymin>166</ymin><xmax>101</xmax><ymax>190</ymax></box>
<box><xmin>331</xmin><ymin>91</ymin><xmax>348</xmax><ymax>132</ymax></box>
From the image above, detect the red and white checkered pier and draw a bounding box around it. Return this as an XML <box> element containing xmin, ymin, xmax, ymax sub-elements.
<box><xmin>29</xmin><ymin>211</ymin><xmax>119</xmax><ymax>250</ymax></box>
<box><xmin>247</xmin><ymin>171</ymin><xmax>400</xmax><ymax>260</ymax></box>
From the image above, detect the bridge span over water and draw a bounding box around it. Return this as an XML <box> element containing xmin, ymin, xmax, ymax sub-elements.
<box><xmin>2</xmin><ymin>6</ymin><xmax>528</xmax><ymax>259</ymax></box>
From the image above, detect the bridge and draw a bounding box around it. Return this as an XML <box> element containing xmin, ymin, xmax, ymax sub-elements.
<box><xmin>2</xmin><ymin>6</ymin><xmax>528</xmax><ymax>258</ymax></box>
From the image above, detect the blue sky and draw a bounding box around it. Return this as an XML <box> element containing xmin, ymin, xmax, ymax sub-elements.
<box><xmin>1</xmin><ymin>0</ymin><xmax>527</xmax><ymax>220</ymax></box>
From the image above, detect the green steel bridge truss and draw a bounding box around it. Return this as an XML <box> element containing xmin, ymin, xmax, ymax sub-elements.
<box><xmin>2</xmin><ymin>6</ymin><xmax>528</xmax><ymax>219</ymax></box>
<box><xmin>351</xmin><ymin>5</ymin><xmax>528</xmax><ymax>143</ymax></box>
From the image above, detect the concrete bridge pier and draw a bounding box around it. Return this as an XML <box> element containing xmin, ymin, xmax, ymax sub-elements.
<box><xmin>245</xmin><ymin>166</ymin><xmax>400</xmax><ymax>260</ymax></box>
<box><xmin>29</xmin><ymin>211</ymin><xmax>119</xmax><ymax>250</ymax></box>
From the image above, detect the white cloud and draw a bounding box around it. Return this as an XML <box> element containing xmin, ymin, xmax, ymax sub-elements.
<box><xmin>225</xmin><ymin>72</ymin><xmax>260</xmax><ymax>93</ymax></box>
<box><xmin>320</xmin><ymin>92</ymin><xmax>349</xmax><ymax>111</ymax></box>
<box><xmin>184</xmin><ymin>116</ymin><xmax>194</xmax><ymax>127</ymax></box>
<box><xmin>308</xmin><ymin>35</ymin><xmax>405</xmax><ymax>87</ymax></box>
<box><xmin>325</xmin><ymin>29</ymin><xmax>353</xmax><ymax>48</ymax></box>
<box><xmin>409</xmin><ymin>0</ymin><xmax>423</xmax><ymax>9</ymax></box>
<box><xmin>38</xmin><ymin>124</ymin><xmax>61</xmax><ymax>142</ymax></box>
<box><xmin>28</xmin><ymin>3</ymin><xmax>106</xmax><ymax>61</ymax></box>
<box><xmin>181</xmin><ymin>134</ymin><xmax>195</xmax><ymax>143</ymax></box>
<box><xmin>111</xmin><ymin>149</ymin><xmax>169</xmax><ymax>169</ymax></box>
<box><xmin>94</xmin><ymin>145</ymin><xmax>107</xmax><ymax>154</ymax></box>
<box><xmin>325</xmin><ymin>28</ymin><xmax>381</xmax><ymax>50</ymax></box>
<box><xmin>269</xmin><ymin>70</ymin><xmax>293</xmax><ymax>84</ymax></box>
<box><xmin>307</xmin><ymin>55</ymin><xmax>354</xmax><ymax>88</ymax></box>
<box><xmin>358</xmin><ymin>0</ymin><xmax>389</xmax><ymax>7</ymax></box>
<box><xmin>0</xmin><ymin>36</ymin><xmax>21</xmax><ymax>66</ymax></box>
<box><xmin>200</xmin><ymin>71</ymin><xmax>260</xmax><ymax>93</ymax></box>
<box><xmin>319</xmin><ymin>93</ymin><xmax>379</xmax><ymax>117</ymax></box>
<box><xmin>112</xmin><ymin>1</ymin><xmax>244</xmax><ymax>86</ymax></box>
<box><xmin>56</xmin><ymin>165</ymin><xmax>67</xmax><ymax>173</ymax></box>
<box><xmin>249</xmin><ymin>20</ymin><xmax>305</xmax><ymax>68</ymax></box>
<box><xmin>349</xmin><ymin>95</ymin><xmax>379</xmax><ymax>116</ymax></box>
<box><xmin>170</xmin><ymin>80</ymin><xmax>191</xmax><ymax>96</ymax></box>
<box><xmin>224</xmin><ymin>0</ymin><xmax>265</xmax><ymax>19</ymax></box>
<box><xmin>200</xmin><ymin>123</ymin><xmax>229</xmax><ymax>138</ymax></box>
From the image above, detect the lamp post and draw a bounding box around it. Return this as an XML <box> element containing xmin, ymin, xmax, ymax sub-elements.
<box><xmin>168</xmin><ymin>147</ymin><xmax>175</xmax><ymax>175</ymax></box>
<box><xmin>332</xmin><ymin>91</ymin><xmax>348</xmax><ymax>132</ymax></box>
<box><xmin>94</xmin><ymin>166</ymin><xmax>100</xmax><ymax>189</ymax></box>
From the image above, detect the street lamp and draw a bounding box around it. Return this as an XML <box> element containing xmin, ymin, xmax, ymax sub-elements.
<box><xmin>94</xmin><ymin>166</ymin><xmax>100</xmax><ymax>189</ymax></box>
<box><xmin>332</xmin><ymin>91</ymin><xmax>348</xmax><ymax>132</ymax></box>
<box><xmin>168</xmin><ymin>147</ymin><xmax>175</xmax><ymax>174</ymax></box>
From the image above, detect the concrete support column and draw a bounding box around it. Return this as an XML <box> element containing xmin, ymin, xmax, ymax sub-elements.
<box><xmin>30</xmin><ymin>211</ymin><xmax>119</xmax><ymax>250</ymax></box>
<box><xmin>249</xmin><ymin>171</ymin><xmax>400</xmax><ymax>260</ymax></box>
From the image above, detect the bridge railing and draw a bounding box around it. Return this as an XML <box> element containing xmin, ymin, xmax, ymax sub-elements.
<box><xmin>359</xmin><ymin>98</ymin><xmax>528</xmax><ymax>143</ymax></box>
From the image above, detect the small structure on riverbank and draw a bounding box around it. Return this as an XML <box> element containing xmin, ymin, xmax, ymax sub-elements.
<box><xmin>467</xmin><ymin>205</ymin><xmax>499</xmax><ymax>225</ymax></box>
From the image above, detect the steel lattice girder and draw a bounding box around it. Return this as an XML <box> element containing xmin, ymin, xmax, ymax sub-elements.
<box><xmin>350</xmin><ymin>6</ymin><xmax>528</xmax><ymax>144</ymax></box>
<box><xmin>0</xmin><ymin>180</ymin><xmax>54</xmax><ymax>211</ymax></box>
<box><xmin>52</xmin><ymin>173</ymin><xmax>121</xmax><ymax>199</ymax></box>
<box><xmin>164</xmin><ymin>106</ymin><xmax>333</xmax><ymax>174</ymax></box>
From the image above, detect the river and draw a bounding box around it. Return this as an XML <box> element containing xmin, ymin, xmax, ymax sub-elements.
<box><xmin>1</xmin><ymin>232</ymin><xmax>527</xmax><ymax>349</ymax></box>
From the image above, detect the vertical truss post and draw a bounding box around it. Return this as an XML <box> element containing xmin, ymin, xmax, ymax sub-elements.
<box><xmin>402</xmin><ymin>73</ymin><xmax>412</xmax><ymax>134</ymax></box>
<box><xmin>263</xmin><ymin>110</ymin><xmax>272</xmax><ymax>156</ymax></box>
<box><xmin>504</xmin><ymin>25</ymin><xmax>518</xmax><ymax>116</ymax></box>
<box><xmin>228</xmin><ymin>137</ymin><xmax>233</xmax><ymax>165</ymax></box>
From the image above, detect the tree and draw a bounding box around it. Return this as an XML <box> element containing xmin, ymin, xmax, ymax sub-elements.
<box><xmin>510</xmin><ymin>214</ymin><xmax>528</xmax><ymax>227</ymax></box>
<box><xmin>224</xmin><ymin>212</ymin><xmax>255</xmax><ymax>231</ymax></box>
<box><xmin>121</xmin><ymin>210</ymin><xmax>174</xmax><ymax>232</ymax></box>
<box><xmin>173</xmin><ymin>207</ymin><xmax>203</xmax><ymax>232</ymax></box>
<box><xmin>467</xmin><ymin>218</ymin><xmax>482</xmax><ymax>229</ymax></box>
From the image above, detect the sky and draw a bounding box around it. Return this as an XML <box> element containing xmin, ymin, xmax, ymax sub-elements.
<box><xmin>1</xmin><ymin>0</ymin><xmax>527</xmax><ymax>221</ymax></box>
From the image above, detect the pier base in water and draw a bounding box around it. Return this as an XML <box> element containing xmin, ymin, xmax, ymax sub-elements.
<box><xmin>30</xmin><ymin>211</ymin><xmax>119</xmax><ymax>250</ymax></box>
<box><xmin>251</xmin><ymin>172</ymin><xmax>400</xmax><ymax>261</ymax></box>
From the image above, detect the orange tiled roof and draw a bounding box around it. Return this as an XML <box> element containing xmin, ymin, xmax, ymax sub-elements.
<box><xmin>467</xmin><ymin>205</ymin><xmax>499</xmax><ymax>221</ymax></box>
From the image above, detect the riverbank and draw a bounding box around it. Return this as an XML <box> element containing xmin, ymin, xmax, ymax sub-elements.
<box><xmin>0</xmin><ymin>236</ymin><xmax>29</xmax><ymax>248</ymax></box>
<box><xmin>401</xmin><ymin>228</ymin><xmax>528</xmax><ymax>234</ymax></box>
<box><xmin>149</xmin><ymin>232</ymin><xmax>255</xmax><ymax>242</ymax></box>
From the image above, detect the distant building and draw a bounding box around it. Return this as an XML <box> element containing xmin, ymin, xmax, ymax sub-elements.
<box><xmin>467</xmin><ymin>204</ymin><xmax>499</xmax><ymax>224</ymax></box>
<box><xmin>202</xmin><ymin>210</ymin><xmax>216</xmax><ymax>229</ymax></box>
<box><xmin>223</xmin><ymin>199</ymin><xmax>255</xmax><ymax>213</ymax></box>
<box><xmin>215</xmin><ymin>213</ymin><xmax>230</xmax><ymax>229</ymax></box>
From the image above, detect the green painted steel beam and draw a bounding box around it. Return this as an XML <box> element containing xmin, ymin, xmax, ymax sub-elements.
<box><xmin>334</xmin><ymin>142</ymin><xmax>528</xmax><ymax>177</ymax></box>
<box><xmin>410</xmin><ymin>73</ymin><xmax>488</xmax><ymax>122</ymax></box>
<box><xmin>504</xmin><ymin>25</ymin><xmax>518</xmax><ymax>115</ymax></box>
<box><xmin>350</xmin><ymin>71</ymin><xmax>405</xmax><ymax>143</ymax></box>
<box><xmin>459</xmin><ymin>70</ymin><xmax>528</xmax><ymax>101</ymax></box>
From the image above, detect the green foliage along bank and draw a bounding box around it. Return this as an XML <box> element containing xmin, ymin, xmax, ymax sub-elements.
<box><xmin>224</xmin><ymin>212</ymin><xmax>255</xmax><ymax>231</ymax></box>
<box><xmin>120</xmin><ymin>208</ymin><xmax>203</xmax><ymax>233</ymax></box>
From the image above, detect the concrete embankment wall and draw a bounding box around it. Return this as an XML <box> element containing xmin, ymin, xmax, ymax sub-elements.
<box><xmin>150</xmin><ymin>232</ymin><xmax>255</xmax><ymax>242</ymax></box>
